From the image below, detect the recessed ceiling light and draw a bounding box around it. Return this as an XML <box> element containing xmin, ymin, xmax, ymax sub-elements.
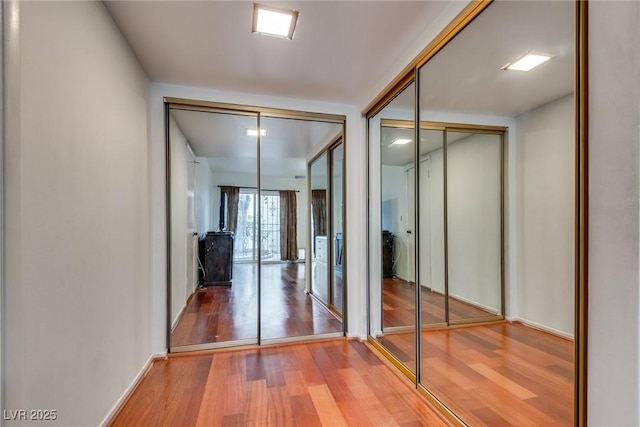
<box><xmin>392</xmin><ymin>138</ymin><xmax>412</xmax><ymax>145</ymax></box>
<box><xmin>252</xmin><ymin>3</ymin><xmax>299</xmax><ymax>40</ymax></box>
<box><xmin>502</xmin><ymin>52</ymin><xmax>555</xmax><ymax>72</ymax></box>
<box><xmin>246</xmin><ymin>128</ymin><xmax>267</xmax><ymax>137</ymax></box>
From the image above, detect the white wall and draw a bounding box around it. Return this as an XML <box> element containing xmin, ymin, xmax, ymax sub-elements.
<box><xmin>169</xmin><ymin>115</ymin><xmax>190</xmax><ymax>325</ymax></box>
<box><xmin>516</xmin><ymin>95</ymin><xmax>574</xmax><ymax>336</ymax></box>
<box><xmin>588</xmin><ymin>2</ymin><xmax>640</xmax><ymax>425</ymax></box>
<box><xmin>447</xmin><ymin>133</ymin><xmax>502</xmax><ymax>312</ymax></box>
<box><xmin>194</xmin><ymin>158</ymin><xmax>214</xmax><ymax>237</ymax></box>
<box><xmin>420</xmin><ymin>153</ymin><xmax>445</xmax><ymax>295</ymax></box>
<box><xmin>4</xmin><ymin>2</ymin><xmax>151</xmax><ymax>426</ymax></box>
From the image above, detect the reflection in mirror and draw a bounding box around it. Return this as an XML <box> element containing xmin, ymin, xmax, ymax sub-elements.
<box><xmin>259</xmin><ymin>116</ymin><xmax>342</xmax><ymax>340</ymax></box>
<box><xmin>168</xmin><ymin>107</ymin><xmax>345</xmax><ymax>349</ymax></box>
<box><xmin>369</xmin><ymin>82</ymin><xmax>417</xmax><ymax>374</ymax></box>
<box><xmin>446</xmin><ymin>130</ymin><xmax>502</xmax><ymax>322</ymax></box>
<box><xmin>169</xmin><ymin>108</ymin><xmax>258</xmax><ymax>349</ymax></box>
<box><xmin>331</xmin><ymin>143</ymin><xmax>344</xmax><ymax>314</ymax></box>
<box><xmin>310</xmin><ymin>153</ymin><xmax>329</xmax><ymax>306</ymax></box>
<box><xmin>416</xmin><ymin>1</ymin><xmax>575</xmax><ymax>425</ymax></box>
<box><xmin>418</xmin><ymin>127</ymin><xmax>446</xmax><ymax>326</ymax></box>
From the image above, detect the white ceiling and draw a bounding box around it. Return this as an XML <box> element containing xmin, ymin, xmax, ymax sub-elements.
<box><xmin>104</xmin><ymin>1</ymin><xmax>451</xmax><ymax>105</ymax></box>
<box><xmin>112</xmin><ymin>1</ymin><xmax>575</xmax><ymax>172</ymax></box>
<box><xmin>170</xmin><ymin>108</ymin><xmax>341</xmax><ymax>177</ymax></box>
<box><xmin>378</xmin><ymin>0</ymin><xmax>575</xmax><ymax>166</ymax></box>
<box><xmin>419</xmin><ymin>0</ymin><xmax>574</xmax><ymax>117</ymax></box>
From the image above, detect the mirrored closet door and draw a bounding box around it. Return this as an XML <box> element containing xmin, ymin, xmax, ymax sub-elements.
<box><xmin>169</xmin><ymin>108</ymin><xmax>259</xmax><ymax>350</ymax></box>
<box><xmin>367</xmin><ymin>0</ymin><xmax>580</xmax><ymax>425</ymax></box>
<box><xmin>167</xmin><ymin>101</ymin><xmax>346</xmax><ymax>352</ymax></box>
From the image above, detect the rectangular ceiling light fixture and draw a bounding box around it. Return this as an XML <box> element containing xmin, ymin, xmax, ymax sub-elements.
<box><xmin>252</xmin><ymin>3</ymin><xmax>299</xmax><ymax>40</ymax></box>
<box><xmin>246</xmin><ymin>128</ymin><xmax>267</xmax><ymax>137</ymax></box>
<box><xmin>392</xmin><ymin>138</ymin><xmax>412</xmax><ymax>145</ymax></box>
<box><xmin>502</xmin><ymin>51</ymin><xmax>555</xmax><ymax>72</ymax></box>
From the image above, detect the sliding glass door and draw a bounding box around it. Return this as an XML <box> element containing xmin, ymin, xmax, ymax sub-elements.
<box><xmin>167</xmin><ymin>101</ymin><xmax>347</xmax><ymax>351</ymax></box>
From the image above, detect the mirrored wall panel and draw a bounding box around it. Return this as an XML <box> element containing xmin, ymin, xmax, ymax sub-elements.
<box><xmin>169</xmin><ymin>108</ymin><xmax>259</xmax><ymax>349</ymax></box>
<box><xmin>310</xmin><ymin>153</ymin><xmax>329</xmax><ymax>307</ymax></box>
<box><xmin>369</xmin><ymin>82</ymin><xmax>417</xmax><ymax>375</ymax></box>
<box><xmin>446</xmin><ymin>130</ymin><xmax>502</xmax><ymax>323</ymax></box>
<box><xmin>364</xmin><ymin>0</ymin><xmax>577</xmax><ymax>425</ymax></box>
<box><xmin>259</xmin><ymin>116</ymin><xmax>343</xmax><ymax>340</ymax></box>
<box><xmin>168</xmin><ymin>103</ymin><xmax>347</xmax><ymax>351</ymax></box>
<box><xmin>417</xmin><ymin>127</ymin><xmax>446</xmax><ymax>327</ymax></box>
<box><xmin>331</xmin><ymin>142</ymin><xmax>344</xmax><ymax>315</ymax></box>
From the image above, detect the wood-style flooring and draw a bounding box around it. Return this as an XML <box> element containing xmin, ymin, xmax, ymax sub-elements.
<box><xmin>383</xmin><ymin>277</ymin><xmax>494</xmax><ymax>328</ymax></box>
<box><xmin>109</xmin><ymin>340</ymin><xmax>451</xmax><ymax>427</ymax></box>
<box><xmin>379</xmin><ymin>322</ymin><xmax>574</xmax><ymax>426</ymax></box>
<box><xmin>172</xmin><ymin>263</ymin><xmax>342</xmax><ymax>347</ymax></box>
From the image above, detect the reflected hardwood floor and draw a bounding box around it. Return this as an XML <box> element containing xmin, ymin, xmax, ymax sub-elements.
<box><xmin>109</xmin><ymin>340</ymin><xmax>452</xmax><ymax>427</ymax></box>
<box><xmin>383</xmin><ymin>277</ymin><xmax>495</xmax><ymax>328</ymax></box>
<box><xmin>380</xmin><ymin>322</ymin><xmax>573</xmax><ymax>426</ymax></box>
<box><xmin>171</xmin><ymin>263</ymin><xmax>342</xmax><ymax>347</ymax></box>
<box><xmin>311</xmin><ymin>261</ymin><xmax>343</xmax><ymax>315</ymax></box>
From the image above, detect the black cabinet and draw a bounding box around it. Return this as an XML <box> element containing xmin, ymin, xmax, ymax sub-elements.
<box><xmin>203</xmin><ymin>232</ymin><xmax>234</xmax><ymax>286</ymax></box>
<box><xmin>382</xmin><ymin>230</ymin><xmax>394</xmax><ymax>278</ymax></box>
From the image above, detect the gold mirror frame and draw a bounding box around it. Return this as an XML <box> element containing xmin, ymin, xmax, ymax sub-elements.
<box><xmin>364</xmin><ymin>1</ymin><xmax>587</xmax><ymax>425</ymax></box>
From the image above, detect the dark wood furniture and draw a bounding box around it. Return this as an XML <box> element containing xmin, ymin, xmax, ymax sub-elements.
<box><xmin>382</xmin><ymin>230</ymin><xmax>394</xmax><ymax>277</ymax></box>
<box><xmin>203</xmin><ymin>231</ymin><xmax>234</xmax><ymax>286</ymax></box>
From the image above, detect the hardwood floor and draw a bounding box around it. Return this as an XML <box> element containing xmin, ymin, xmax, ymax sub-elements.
<box><xmin>109</xmin><ymin>340</ymin><xmax>452</xmax><ymax>427</ymax></box>
<box><xmin>379</xmin><ymin>322</ymin><xmax>574</xmax><ymax>426</ymax></box>
<box><xmin>383</xmin><ymin>278</ymin><xmax>495</xmax><ymax>328</ymax></box>
<box><xmin>172</xmin><ymin>263</ymin><xmax>342</xmax><ymax>347</ymax></box>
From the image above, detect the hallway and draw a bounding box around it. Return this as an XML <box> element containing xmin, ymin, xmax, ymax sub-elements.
<box><xmin>109</xmin><ymin>340</ymin><xmax>450</xmax><ymax>426</ymax></box>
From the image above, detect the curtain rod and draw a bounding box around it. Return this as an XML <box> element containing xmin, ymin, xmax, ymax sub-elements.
<box><xmin>218</xmin><ymin>185</ymin><xmax>299</xmax><ymax>193</ymax></box>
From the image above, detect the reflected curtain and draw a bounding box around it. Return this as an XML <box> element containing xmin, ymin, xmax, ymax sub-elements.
<box><xmin>220</xmin><ymin>186</ymin><xmax>240</xmax><ymax>233</ymax></box>
<box><xmin>279</xmin><ymin>191</ymin><xmax>298</xmax><ymax>261</ymax></box>
<box><xmin>311</xmin><ymin>189</ymin><xmax>327</xmax><ymax>239</ymax></box>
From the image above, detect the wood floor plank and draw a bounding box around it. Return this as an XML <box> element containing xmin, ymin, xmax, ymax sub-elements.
<box><xmin>308</xmin><ymin>384</ymin><xmax>349</xmax><ymax>427</ymax></box>
<box><xmin>110</xmin><ymin>340</ymin><xmax>450</xmax><ymax>427</ymax></box>
<box><xmin>375</xmin><ymin>322</ymin><xmax>573</xmax><ymax>427</ymax></box>
<box><xmin>469</xmin><ymin>363</ymin><xmax>537</xmax><ymax>400</ymax></box>
<box><xmin>171</xmin><ymin>263</ymin><xmax>341</xmax><ymax>347</ymax></box>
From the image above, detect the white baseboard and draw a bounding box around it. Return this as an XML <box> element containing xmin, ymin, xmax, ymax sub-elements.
<box><xmin>99</xmin><ymin>352</ymin><xmax>166</xmax><ymax>427</ymax></box>
<box><xmin>347</xmin><ymin>332</ymin><xmax>368</xmax><ymax>341</ymax></box>
<box><xmin>171</xmin><ymin>300</ymin><xmax>188</xmax><ymax>333</ymax></box>
<box><xmin>506</xmin><ymin>316</ymin><xmax>574</xmax><ymax>340</ymax></box>
<box><xmin>448</xmin><ymin>292</ymin><xmax>500</xmax><ymax>314</ymax></box>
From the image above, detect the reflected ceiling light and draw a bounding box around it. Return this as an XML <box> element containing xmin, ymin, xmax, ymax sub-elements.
<box><xmin>246</xmin><ymin>128</ymin><xmax>267</xmax><ymax>137</ymax></box>
<box><xmin>392</xmin><ymin>138</ymin><xmax>412</xmax><ymax>145</ymax></box>
<box><xmin>502</xmin><ymin>52</ymin><xmax>555</xmax><ymax>72</ymax></box>
<box><xmin>252</xmin><ymin>3</ymin><xmax>299</xmax><ymax>40</ymax></box>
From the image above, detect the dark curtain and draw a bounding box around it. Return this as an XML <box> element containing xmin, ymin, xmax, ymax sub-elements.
<box><xmin>279</xmin><ymin>191</ymin><xmax>298</xmax><ymax>261</ymax></box>
<box><xmin>311</xmin><ymin>189</ymin><xmax>327</xmax><ymax>239</ymax></box>
<box><xmin>220</xmin><ymin>186</ymin><xmax>240</xmax><ymax>233</ymax></box>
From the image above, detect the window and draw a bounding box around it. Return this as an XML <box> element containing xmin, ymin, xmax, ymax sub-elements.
<box><xmin>233</xmin><ymin>190</ymin><xmax>280</xmax><ymax>262</ymax></box>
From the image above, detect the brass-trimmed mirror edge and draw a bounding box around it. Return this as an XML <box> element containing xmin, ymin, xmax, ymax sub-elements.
<box><xmin>575</xmin><ymin>1</ymin><xmax>588</xmax><ymax>426</ymax></box>
<box><xmin>165</xmin><ymin>97</ymin><xmax>346</xmax><ymax>123</ymax></box>
<box><xmin>363</xmin><ymin>0</ymin><xmax>492</xmax><ymax>118</ymax></box>
<box><xmin>366</xmin><ymin>337</ymin><xmax>465</xmax><ymax>426</ymax></box>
